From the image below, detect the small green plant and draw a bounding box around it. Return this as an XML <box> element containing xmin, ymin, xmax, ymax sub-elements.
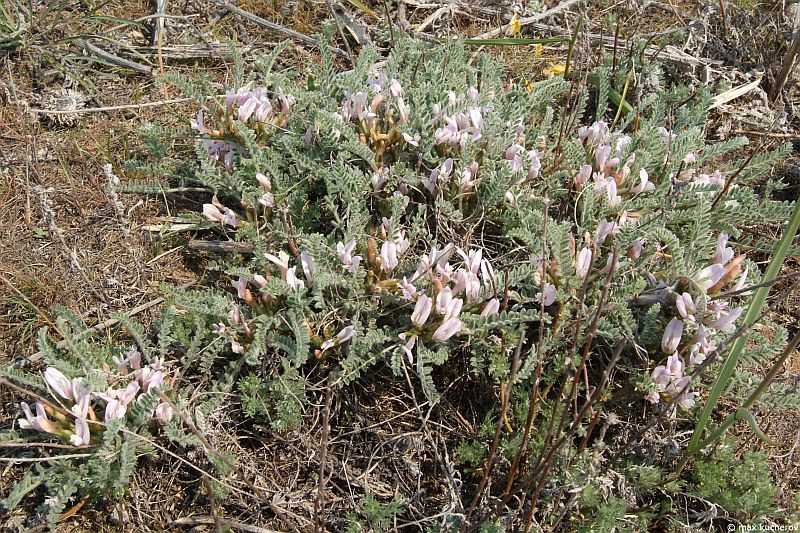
<box><xmin>346</xmin><ymin>494</ymin><xmax>404</xmax><ymax>532</ymax></box>
<box><xmin>0</xmin><ymin>310</ymin><xmax>175</xmax><ymax>527</ymax></box>
<box><xmin>690</xmin><ymin>439</ymin><xmax>778</xmax><ymax>522</ymax></box>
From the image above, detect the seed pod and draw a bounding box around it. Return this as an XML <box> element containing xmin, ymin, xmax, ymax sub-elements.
<box><xmin>708</xmin><ymin>254</ymin><xmax>745</xmax><ymax>294</ymax></box>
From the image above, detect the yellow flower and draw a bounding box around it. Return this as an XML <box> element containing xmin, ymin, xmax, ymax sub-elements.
<box><xmin>507</xmin><ymin>14</ymin><xmax>521</xmax><ymax>36</ymax></box>
<box><xmin>543</xmin><ymin>63</ymin><xmax>567</xmax><ymax>78</ymax></box>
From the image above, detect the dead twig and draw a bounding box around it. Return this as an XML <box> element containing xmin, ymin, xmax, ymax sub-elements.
<box><xmin>472</xmin><ymin>0</ymin><xmax>584</xmax><ymax>40</ymax></box>
<box><xmin>29</xmin><ymin>97</ymin><xmax>192</xmax><ymax>115</ymax></box>
<box><xmin>188</xmin><ymin>240</ymin><xmax>256</xmax><ymax>254</ymax></box>
<box><xmin>207</xmin><ymin>0</ymin><xmax>348</xmax><ymax>58</ymax></box>
<box><xmin>768</xmin><ymin>8</ymin><xmax>800</xmax><ymax>102</ymax></box>
<box><xmin>170</xmin><ymin>516</ymin><xmax>284</xmax><ymax>533</ymax></box>
<box><xmin>11</xmin><ymin>281</ymin><xmax>195</xmax><ymax>369</ymax></box>
<box><xmin>75</xmin><ymin>39</ymin><xmax>152</xmax><ymax>74</ymax></box>
<box><xmin>313</xmin><ymin>378</ymin><xmax>334</xmax><ymax>533</ymax></box>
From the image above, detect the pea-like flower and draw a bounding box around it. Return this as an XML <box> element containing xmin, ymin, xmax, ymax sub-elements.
<box><xmin>595</xmin><ymin>219</ymin><xmax>619</xmax><ymax>244</ymax></box>
<box><xmin>44</xmin><ymin>367</ymin><xmax>75</xmax><ymax>401</ymax></box>
<box><xmin>411</xmin><ymin>294</ymin><xmax>433</xmax><ymax>328</ymax></box>
<box><xmin>481</xmin><ymin>298</ymin><xmax>500</xmax><ymax>317</ymax></box>
<box><xmin>400</xmin><ymin>277</ymin><xmax>417</xmax><ymax>301</ymax></box>
<box><xmin>285</xmin><ymin>267</ymin><xmax>305</xmax><ymax>290</ymax></box>
<box><xmin>264</xmin><ymin>251</ymin><xmax>290</xmax><ymax>279</ymax></box>
<box><xmin>380</xmin><ymin>241</ymin><xmax>399</xmax><ymax>272</ymax></box>
<box><xmin>661</xmin><ymin>318</ymin><xmax>684</xmax><ymax>354</ymax></box>
<box><xmin>576</xmin><ymin>248</ymin><xmax>592</xmax><ymax>281</ymax></box>
<box><xmin>336</xmin><ymin>239</ymin><xmax>363</xmax><ymax>273</ymax></box>
<box><xmin>321</xmin><ymin>325</ymin><xmax>356</xmax><ymax>352</ymax></box>
<box><xmin>300</xmin><ymin>250</ymin><xmax>315</xmax><ymax>285</ymax></box>
<box><xmin>432</xmin><ymin>317</ymin><xmax>462</xmax><ymax>342</ymax></box>
<box><xmin>18</xmin><ymin>402</ymin><xmax>57</xmax><ymax>435</ymax></box>
<box><xmin>102</xmin><ymin>381</ymin><xmax>140</xmax><ymax>422</ymax></box>
<box><xmin>704</xmin><ymin>306</ymin><xmax>742</xmax><ymax>333</ymax></box>
<box><xmin>632</xmin><ymin>169</ymin><xmax>655</xmax><ymax>193</ymax></box>
<box><xmin>202</xmin><ymin>203</ymin><xmax>238</xmax><ymax>228</ymax></box>
<box><xmin>154</xmin><ymin>402</ymin><xmax>174</xmax><ymax>424</ymax></box>
<box><xmin>675</xmin><ymin>292</ymin><xmax>696</xmax><ymax>321</ymax></box>
<box><xmin>627</xmin><ymin>238</ymin><xmax>645</xmax><ymax>259</ymax></box>
<box><xmin>398</xmin><ymin>333</ymin><xmax>416</xmax><ymax>363</ymax></box>
<box><xmin>693</xmin><ymin>264</ymin><xmax>726</xmax><ymax>292</ymax></box>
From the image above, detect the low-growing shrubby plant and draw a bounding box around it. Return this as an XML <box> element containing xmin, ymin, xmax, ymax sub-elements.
<box><xmin>3</xmin><ymin>36</ymin><xmax>798</xmax><ymax>530</ymax></box>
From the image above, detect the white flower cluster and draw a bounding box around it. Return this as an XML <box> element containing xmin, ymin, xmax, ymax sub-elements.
<box><xmin>647</xmin><ymin>233</ymin><xmax>748</xmax><ymax>408</ymax></box>
<box><xmin>18</xmin><ymin>352</ymin><xmax>173</xmax><ymax>446</ymax></box>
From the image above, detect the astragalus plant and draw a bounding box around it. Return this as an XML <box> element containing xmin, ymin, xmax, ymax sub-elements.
<box><xmin>4</xmin><ymin>37</ymin><xmax>797</xmax><ymax>530</ymax></box>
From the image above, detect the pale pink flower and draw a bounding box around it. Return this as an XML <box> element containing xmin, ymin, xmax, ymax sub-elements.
<box><xmin>233</xmin><ymin>276</ymin><xmax>248</xmax><ymax>299</ymax></box>
<box><xmin>576</xmin><ymin>164</ymin><xmax>592</xmax><ymax>187</ymax></box>
<box><xmin>140</xmin><ymin>367</ymin><xmax>164</xmax><ymax>393</ymax></box>
<box><xmin>595</xmin><ymin>219</ymin><xmax>618</xmax><ymax>244</ymax></box>
<box><xmin>411</xmin><ymin>294</ymin><xmax>433</xmax><ymax>328</ymax></box>
<box><xmin>705</xmin><ymin>306</ymin><xmax>742</xmax><ymax>333</ymax></box>
<box><xmin>380</xmin><ymin>241</ymin><xmax>398</xmax><ymax>272</ymax></box>
<box><xmin>442</xmin><ymin>297</ymin><xmax>464</xmax><ymax>322</ymax></box>
<box><xmin>202</xmin><ymin>204</ymin><xmax>237</xmax><ymax>227</ymax></box>
<box><xmin>397</xmin><ymin>98</ymin><xmax>410</xmax><ymax>124</ymax></box>
<box><xmin>481</xmin><ymin>298</ymin><xmax>500</xmax><ymax>317</ymax></box>
<box><xmin>285</xmin><ymin>267</ymin><xmax>305</xmax><ymax>290</ymax></box>
<box><xmin>537</xmin><ymin>284</ymin><xmax>556</xmax><ymax>306</ymax></box>
<box><xmin>300</xmin><ymin>250</ymin><xmax>315</xmax><ymax>285</ymax></box>
<box><xmin>675</xmin><ymin>292</ymin><xmax>696</xmax><ymax>321</ymax></box>
<box><xmin>627</xmin><ymin>238</ymin><xmax>645</xmax><ymax>259</ymax></box>
<box><xmin>576</xmin><ymin>248</ymin><xmax>592</xmax><ymax>281</ymax></box>
<box><xmin>44</xmin><ymin>367</ymin><xmax>73</xmax><ymax>401</ymax></box>
<box><xmin>264</xmin><ymin>251</ymin><xmax>290</xmax><ymax>279</ymax></box>
<box><xmin>694</xmin><ymin>264</ymin><xmax>726</xmax><ymax>292</ymax></box>
<box><xmin>632</xmin><ymin>168</ymin><xmax>655</xmax><ymax>193</ymax></box>
<box><xmin>400</xmin><ymin>277</ymin><xmax>417</xmax><ymax>301</ymax></box>
<box><xmin>436</xmin><ymin>287</ymin><xmax>453</xmax><ymax>315</ymax></box>
<box><xmin>402</xmin><ymin>132</ymin><xmax>420</xmax><ymax>147</ymax></box>
<box><xmin>398</xmin><ymin>333</ymin><xmax>416</xmax><ymax>364</ymax></box>
<box><xmin>256</xmin><ymin>172</ymin><xmax>271</xmax><ymax>192</ymax></box>
<box><xmin>18</xmin><ymin>402</ymin><xmax>57</xmax><ymax>434</ymax></box>
<box><xmin>70</xmin><ymin>418</ymin><xmax>91</xmax><ymax>446</ymax></box>
<box><xmin>452</xmin><ymin>269</ymin><xmax>468</xmax><ymax>295</ymax></box>
<box><xmin>464</xmin><ymin>273</ymin><xmax>481</xmax><ymax>303</ymax></box>
<box><xmin>105</xmin><ymin>399</ymin><xmax>127</xmax><ymax>422</ymax></box>
<box><xmin>336</xmin><ymin>239</ymin><xmax>362</xmax><ymax>273</ymax></box>
<box><xmin>526</xmin><ymin>150</ymin><xmax>541</xmax><ymax>181</ymax></box>
<box><xmin>321</xmin><ymin>325</ymin><xmax>356</xmax><ymax>352</ymax></box>
<box><xmin>457</xmin><ymin>248</ymin><xmax>482</xmax><ymax>275</ymax></box>
<box><xmin>390</xmin><ymin>78</ymin><xmax>403</xmax><ymax>97</ymax></box>
<box><xmin>712</xmin><ymin>233</ymin><xmax>734</xmax><ymax>265</ymax></box>
<box><xmin>154</xmin><ymin>402</ymin><xmax>174</xmax><ymax>424</ymax></box>
<box><xmin>661</xmin><ymin>318</ymin><xmax>684</xmax><ymax>354</ymax></box>
<box><xmin>191</xmin><ymin>109</ymin><xmax>210</xmax><ymax>134</ymax></box>
<box><xmin>432</xmin><ymin>318</ymin><xmax>462</xmax><ymax>342</ymax></box>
